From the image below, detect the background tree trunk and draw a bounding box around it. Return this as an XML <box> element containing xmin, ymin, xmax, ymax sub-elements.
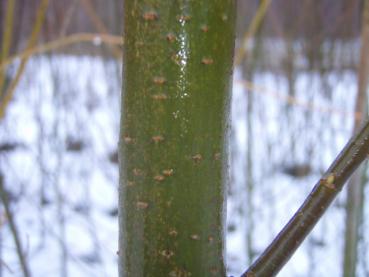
<box><xmin>119</xmin><ymin>1</ymin><xmax>236</xmax><ymax>276</ymax></box>
<box><xmin>343</xmin><ymin>0</ymin><xmax>369</xmax><ymax>276</ymax></box>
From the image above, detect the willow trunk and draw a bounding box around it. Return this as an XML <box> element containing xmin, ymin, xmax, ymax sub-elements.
<box><xmin>118</xmin><ymin>1</ymin><xmax>236</xmax><ymax>276</ymax></box>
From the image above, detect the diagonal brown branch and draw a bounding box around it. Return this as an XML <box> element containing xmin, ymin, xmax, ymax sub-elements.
<box><xmin>242</xmin><ymin>120</ymin><xmax>369</xmax><ymax>277</ymax></box>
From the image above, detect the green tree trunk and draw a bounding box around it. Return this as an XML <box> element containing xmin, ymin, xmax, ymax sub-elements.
<box><xmin>119</xmin><ymin>1</ymin><xmax>236</xmax><ymax>276</ymax></box>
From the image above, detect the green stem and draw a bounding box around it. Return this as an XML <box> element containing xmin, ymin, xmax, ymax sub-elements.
<box><xmin>119</xmin><ymin>1</ymin><xmax>236</xmax><ymax>276</ymax></box>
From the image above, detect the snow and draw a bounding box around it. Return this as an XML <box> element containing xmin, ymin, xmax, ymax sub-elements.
<box><xmin>0</xmin><ymin>55</ymin><xmax>366</xmax><ymax>276</ymax></box>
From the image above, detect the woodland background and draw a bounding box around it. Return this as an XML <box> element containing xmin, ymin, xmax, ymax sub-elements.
<box><xmin>0</xmin><ymin>0</ymin><xmax>368</xmax><ymax>276</ymax></box>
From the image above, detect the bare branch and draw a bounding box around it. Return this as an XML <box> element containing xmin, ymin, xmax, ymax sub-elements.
<box><xmin>242</xmin><ymin>120</ymin><xmax>369</xmax><ymax>277</ymax></box>
<box><xmin>0</xmin><ymin>174</ymin><xmax>30</xmax><ymax>277</ymax></box>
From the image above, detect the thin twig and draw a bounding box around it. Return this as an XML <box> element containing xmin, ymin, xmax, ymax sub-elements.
<box><xmin>79</xmin><ymin>0</ymin><xmax>121</xmax><ymax>58</ymax></box>
<box><xmin>0</xmin><ymin>33</ymin><xmax>123</xmax><ymax>71</ymax></box>
<box><xmin>0</xmin><ymin>0</ymin><xmax>16</xmax><ymax>95</ymax></box>
<box><xmin>234</xmin><ymin>0</ymin><xmax>272</xmax><ymax>66</ymax></box>
<box><xmin>0</xmin><ymin>0</ymin><xmax>49</xmax><ymax>120</ymax></box>
<box><xmin>59</xmin><ymin>0</ymin><xmax>79</xmax><ymax>37</ymax></box>
<box><xmin>0</xmin><ymin>0</ymin><xmax>15</xmax><ymax>62</ymax></box>
<box><xmin>242</xmin><ymin>120</ymin><xmax>369</xmax><ymax>277</ymax></box>
<box><xmin>236</xmin><ymin>79</ymin><xmax>362</xmax><ymax>119</ymax></box>
<box><xmin>0</xmin><ymin>174</ymin><xmax>30</xmax><ymax>277</ymax></box>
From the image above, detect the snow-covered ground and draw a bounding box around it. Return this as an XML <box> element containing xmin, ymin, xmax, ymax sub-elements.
<box><xmin>0</xmin><ymin>55</ymin><xmax>367</xmax><ymax>276</ymax></box>
<box><xmin>227</xmin><ymin>68</ymin><xmax>364</xmax><ymax>276</ymax></box>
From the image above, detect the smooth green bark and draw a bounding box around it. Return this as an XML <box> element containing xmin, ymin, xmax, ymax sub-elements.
<box><xmin>119</xmin><ymin>1</ymin><xmax>236</xmax><ymax>276</ymax></box>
